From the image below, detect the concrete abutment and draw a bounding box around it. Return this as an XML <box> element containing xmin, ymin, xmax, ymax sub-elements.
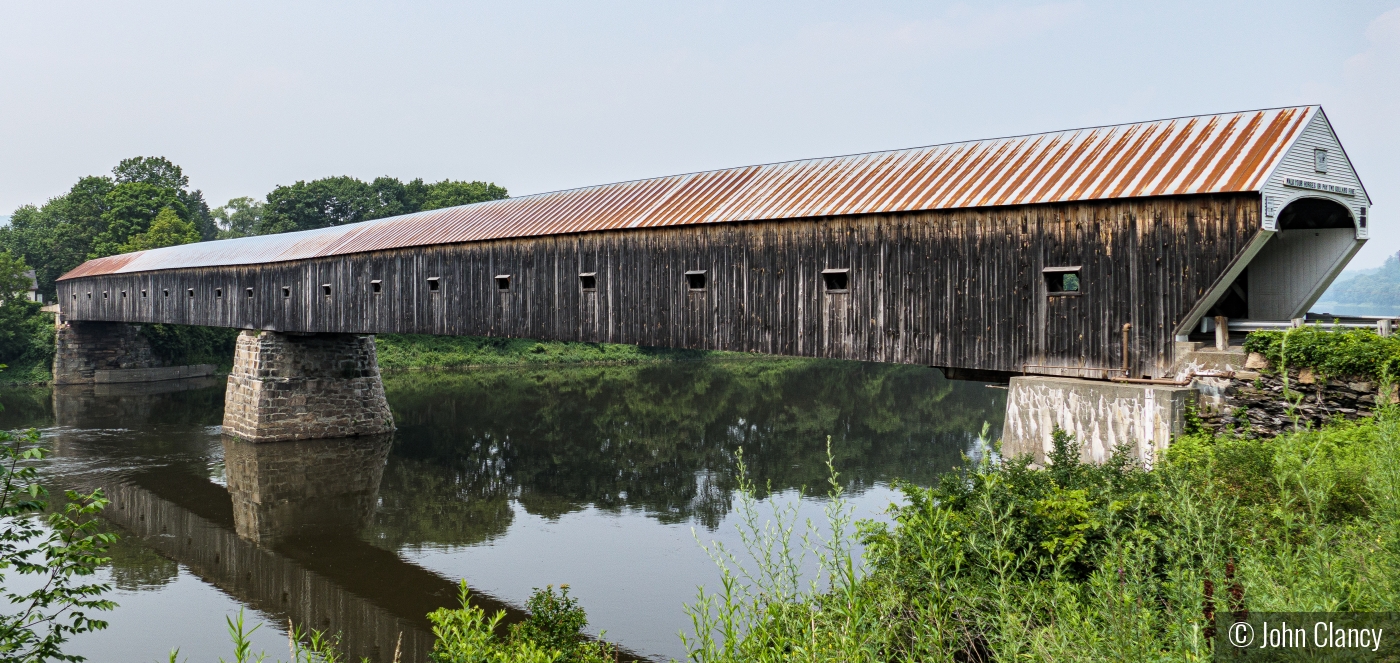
<box><xmin>1000</xmin><ymin>376</ymin><xmax>1194</xmax><ymax>465</ymax></box>
<box><xmin>222</xmin><ymin>330</ymin><xmax>395</xmax><ymax>442</ymax></box>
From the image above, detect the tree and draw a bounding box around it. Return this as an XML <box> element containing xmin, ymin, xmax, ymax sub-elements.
<box><xmin>89</xmin><ymin>183</ymin><xmax>187</xmax><ymax>258</ymax></box>
<box><xmin>0</xmin><ymin>176</ymin><xmax>113</xmax><ymax>299</ymax></box>
<box><xmin>211</xmin><ymin>197</ymin><xmax>265</xmax><ymax>239</ymax></box>
<box><xmin>260</xmin><ymin>176</ymin><xmax>385</xmax><ymax>235</ymax></box>
<box><xmin>120</xmin><ymin>208</ymin><xmax>200</xmax><ymax>252</ymax></box>
<box><xmin>112</xmin><ymin>157</ymin><xmax>189</xmax><ymax>191</ymax></box>
<box><xmin>0</xmin><ymin>429</ymin><xmax>116</xmax><ymax>661</ymax></box>
<box><xmin>0</xmin><ymin>251</ymin><xmax>35</xmax><ymax>303</ymax></box>
<box><xmin>258</xmin><ymin>176</ymin><xmax>509</xmax><ymax>236</ymax></box>
<box><xmin>422</xmin><ymin>180</ymin><xmax>509</xmax><ymax>211</ymax></box>
<box><xmin>0</xmin><ymin>251</ymin><xmax>50</xmax><ymax>366</ymax></box>
<box><xmin>111</xmin><ymin>157</ymin><xmax>215</xmax><ymax>241</ymax></box>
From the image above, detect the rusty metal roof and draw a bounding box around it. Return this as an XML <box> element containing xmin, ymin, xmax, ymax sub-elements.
<box><xmin>61</xmin><ymin>106</ymin><xmax>1317</xmax><ymax>280</ymax></box>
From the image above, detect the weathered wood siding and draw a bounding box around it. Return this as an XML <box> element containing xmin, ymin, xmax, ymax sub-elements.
<box><xmin>58</xmin><ymin>193</ymin><xmax>1260</xmax><ymax>377</ymax></box>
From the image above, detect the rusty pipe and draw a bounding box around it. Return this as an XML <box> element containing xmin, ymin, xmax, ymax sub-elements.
<box><xmin>1121</xmin><ymin>323</ymin><xmax>1131</xmax><ymax>375</ymax></box>
<box><xmin>1110</xmin><ymin>369</ymin><xmax>1235</xmax><ymax>386</ymax></box>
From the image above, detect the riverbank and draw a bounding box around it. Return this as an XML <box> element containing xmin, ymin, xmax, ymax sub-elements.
<box><xmin>373</xmin><ymin>333</ymin><xmax>730</xmax><ymax>371</ymax></box>
<box><xmin>674</xmin><ymin>409</ymin><xmax>1400</xmax><ymax>661</ymax></box>
<box><xmin>0</xmin><ymin>331</ymin><xmax>734</xmax><ymax>386</ymax></box>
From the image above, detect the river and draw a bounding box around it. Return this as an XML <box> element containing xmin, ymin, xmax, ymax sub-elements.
<box><xmin>1</xmin><ymin>357</ymin><xmax>1004</xmax><ymax>662</ymax></box>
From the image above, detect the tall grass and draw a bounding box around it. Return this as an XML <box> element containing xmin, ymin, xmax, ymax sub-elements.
<box><xmin>683</xmin><ymin>410</ymin><xmax>1400</xmax><ymax>662</ymax></box>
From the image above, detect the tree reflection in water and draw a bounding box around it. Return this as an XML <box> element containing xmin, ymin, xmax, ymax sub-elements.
<box><xmin>371</xmin><ymin>359</ymin><xmax>1004</xmax><ymax>550</ymax></box>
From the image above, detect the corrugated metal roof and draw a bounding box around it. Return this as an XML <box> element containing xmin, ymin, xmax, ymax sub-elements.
<box><xmin>60</xmin><ymin>106</ymin><xmax>1316</xmax><ymax>279</ymax></box>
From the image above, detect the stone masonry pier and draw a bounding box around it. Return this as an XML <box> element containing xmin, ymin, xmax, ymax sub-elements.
<box><xmin>53</xmin><ymin>320</ymin><xmax>161</xmax><ymax>384</ymax></box>
<box><xmin>222</xmin><ymin>331</ymin><xmax>394</xmax><ymax>442</ymax></box>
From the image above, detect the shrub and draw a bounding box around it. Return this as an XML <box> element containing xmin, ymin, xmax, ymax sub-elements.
<box><xmin>429</xmin><ymin>582</ymin><xmax>616</xmax><ymax>663</ymax></box>
<box><xmin>1242</xmin><ymin>326</ymin><xmax>1400</xmax><ymax>381</ymax></box>
<box><xmin>0</xmin><ymin>429</ymin><xmax>116</xmax><ymax>661</ymax></box>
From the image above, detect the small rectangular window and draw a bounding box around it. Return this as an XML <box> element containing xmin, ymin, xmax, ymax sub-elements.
<box><xmin>685</xmin><ymin>270</ymin><xmax>707</xmax><ymax>291</ymax></box>
<box><xmin>321</xmin><ymin>284</ymin><xmax>332</xmax><ymax>296</ymax></box>
<box><xmin>121</xmin><ymin>290</ymin><xmax>127</xmax><ymax>298</ymax></box>
<box><xmin>103</xmin><ymin>291</ymin><xmax>109</xmax><ymax>299</ymax></box>
<box><xmin>187</xmin><ymin>288</ymin><xmax>195</xmax><ymax>298</ymax></box>
<box><xmin>579</xmin><ymin>272</ymin><xmax>597</xmax><ymax>291</ymax></box>
<box><xmin>141</xmin><ymin>289</ymin><xmax>147</xmax><ymax>298</ymax></box>
<box><xmin>282</xmin><ymin>286</ymin><xmax>291</xmax><ymax>298</ymax></box>
<box><xmin>1359</xmin><ymin>207</ymin><xmax>1368</xmax><ymax>229</ymax></box>
<box><xmin>215</xmin><ymin>288</ymin><xmax>222</xmax><ymax>299</ymax></box>
<box><xmin>87</xmin><ymin>292</ymin><xmax>92</xmax><ymax>299</ymax></box>
<box><xmin>821</xmin><ymin>268</ymin><xmax>849</xmax><ymax>293</ymax></box>
<box><xmin>246</xmin><ymin>287</ymin><xmax>254</xmax><ymax>298</ymax></box>
<box><xmin>163</xmin><ymin>289</ymin><xmax>169</xmax><ymax>298</ymax></box>
<box><xmin>371</xmin><ymin>279</ymin><xmax>383</xmax><ymax>293</ymax></box>
<box><xmin>495</xmin><ymin>275</ymin><xmax>510</xmax><ymax>291</ymax></box>
<box><xmin>427</xmin><ymin>277</ymin><xmax>440</xmax><ymax>292</ymax></box>
<box><xmin>1043</xmin><ymin>266</ymin><xmax>1082</xmax><ymax>296</ymax></box>
<box><xmin>1314</xmin><ymin>148</ymin><xmax>1328</xmax><ymax>173</ymax></box>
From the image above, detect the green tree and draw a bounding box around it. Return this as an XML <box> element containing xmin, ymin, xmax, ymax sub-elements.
<box><xmin>0</xmin><ymin>251</ymin><xmax>35</xmax><ymax>303</ymax></box>
<box><xmin>110</xmin><ymin>156</ymin><xmax>215</xmax><ymax>242</ymax></box>
<box><xmin>120</xmin><ymin>208</ymin><xmax>200</xmax><ymax>252</ymax></box>
<box><xmin>422</xmin><ymin>179</ymin><xmax>509</xmax><ymax>211</ymax></box>
<box><xmin>0</xmin><ymin>429</ymin><xmax>117</xmax><ymax>661</ymax></box>
<box><xmin>89</xmin><ymin>183</ymin><xmax>187</xmax><ymax>258</ymax></box>
<box><xmin>0</xmin><ymin>176</ymin><xmax>114</xmax><ymax>299</ymax></box>
<box><xmin>0</xmin><ymin>251</ymin><xmax>51</xmax><ymax>368</ymax></box>
<box><xmin>211</xmin><ymin>197</ymin><xmax>264</xmax><ymax>239</ymax></box>
<box><xmin>260</xmin><ymin>176</ymin><xmax>385</xmax><ymax>234</ymax></box>
<box><xmin>111</xmin><ymin>156</ymin><xmax>188</xmax><ymax>191</ymax></box>
<box><xmin>259</xmin><ymin>176</ymin><xmax>508</xmax><ymax>235</ymax></box>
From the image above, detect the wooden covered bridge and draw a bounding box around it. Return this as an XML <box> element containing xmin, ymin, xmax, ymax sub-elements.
<box><xmin>53</xmin><ymin>105</ymin><xmax>1371</xmax><ymax>451</ymax></box>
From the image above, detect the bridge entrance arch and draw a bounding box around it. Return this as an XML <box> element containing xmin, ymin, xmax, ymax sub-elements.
<box><xmin>1203</xmin><ymin>197</ymin><xmax>1363</xmax><ymax>323</ymax></box>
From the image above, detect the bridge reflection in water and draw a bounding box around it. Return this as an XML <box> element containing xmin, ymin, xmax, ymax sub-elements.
<box><xmin>11</xmin><ymin>359</ymin><xmax>1004</xmax><ymax>662</ymax></box>
<box><xmin>45</xmin><ymin>381</ymin><xmax>512</xmax><ymax>663</ymax></box>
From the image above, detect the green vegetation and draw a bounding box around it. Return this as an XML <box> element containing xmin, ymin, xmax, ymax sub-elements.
<box><xmin>1243</xmin><ymin>325</ymin><xmax>1400</xmax><ymax>382</ymax></box>
<box><xmin>374</xmin><ymin>333</ymin><xmax>720</xmax><ymax>370</ymax></box>
<box><xmin>677</xmin><ymin>407</ymin><xmax>1400</xmax><ymax>662</ymax></box>
<box><xmin>0</xmin><ymin>429</ymin><xmax>116</xmax><ymax>661</ymax></box>
<box><xmin>138</xmin><ymin>324</ymin><xmax>239</xmax><ymax>369</ymax></box>
<box><xmin>233</xmin><ymin>176</ymin><xmax>507</xmax><ymax>237</ymax></box>
<box><xmin>0</xmin><ymin>251</ymin><xmax>56</xmax><ymax>386</ymax></box>
<box><xmin>428</xmin><ymin>583</ymin><xmax>618</xmax><ymax>663</ymax></box>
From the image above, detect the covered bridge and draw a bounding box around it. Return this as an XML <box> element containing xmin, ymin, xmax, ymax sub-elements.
<box><xmin>53</xmin><ymin>106</ymin><xmax>1371</xmax><ymax>442</ymax></box>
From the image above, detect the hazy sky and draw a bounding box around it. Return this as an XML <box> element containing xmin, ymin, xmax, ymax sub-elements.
<box><xmin>3</xmin><ymin>1</ymin><xmax>1398</xmax><ymax>266</ymax></box>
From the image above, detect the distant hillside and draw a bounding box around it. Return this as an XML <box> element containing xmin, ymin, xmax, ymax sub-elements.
<box><xmin>1312</xmin><ymin>251</ymin><xmax>1400</xmax><ymax>317</ymax></box>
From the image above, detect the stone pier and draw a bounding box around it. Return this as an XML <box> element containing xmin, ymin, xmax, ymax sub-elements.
<box><xmin>54</xmin><ymin>320</ymin><xmax>155</xmax><ymax>384</ymax></box>
<box><xmin>222</xmin><ymin>330</ymin><xmax>395</xmax><ymax>442</ymax></box>
<box><xmin>53</xmin><ymin>320</ymin><xmax>217</xmax><ymax>385</ymax></box>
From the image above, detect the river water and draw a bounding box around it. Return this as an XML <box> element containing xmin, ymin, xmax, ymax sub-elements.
<box><xmin>1</xmin><ymin>358</ymin><xmax>1004</xmax><ymax>662</ymax></box>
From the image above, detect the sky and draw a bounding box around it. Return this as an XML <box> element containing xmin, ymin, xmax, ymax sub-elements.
<box><xmin>2</xmin><ymin>1</ymin><xmax>1398</xmax><ymax>267</ymax></box>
